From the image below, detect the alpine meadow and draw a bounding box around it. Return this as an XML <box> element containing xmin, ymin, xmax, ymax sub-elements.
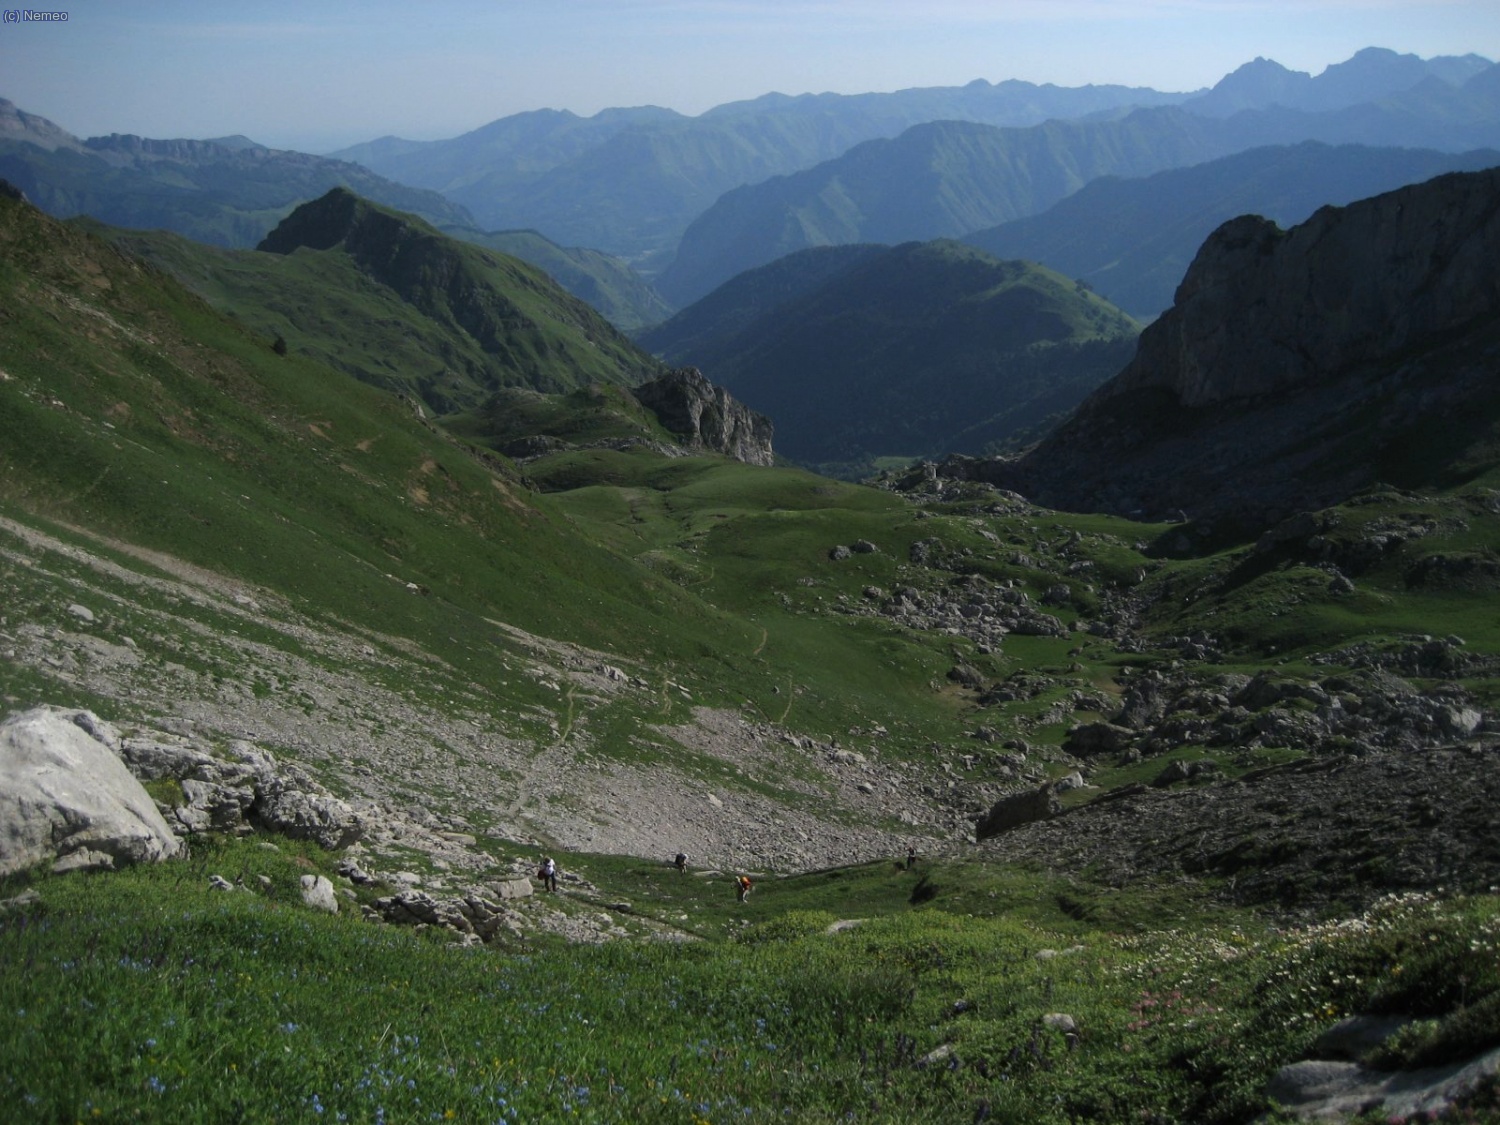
<box><xmin>5</xmin><ymin>21</ymin><xmax>1500</xmax><ymax>1125</ymax></box>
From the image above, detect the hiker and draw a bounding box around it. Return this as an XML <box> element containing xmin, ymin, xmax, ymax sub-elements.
<box><xmin>674</xmin><ymin>851</ymin><xmax>688</xmax><ymax>873</ymax></box>
<box><xmin>540</xmin><ymin>856</ymin><xmax>558</xmax><ymax>893</ymax></box>
<box><xmin>736</xmin><ymin>874</ymin><xmax>752</xmax><ymax>903</ymax></box>
<box><xmin>906</xmin><ymin>845</ymin><xmax>917</xmax><ymax>870</ymax></box>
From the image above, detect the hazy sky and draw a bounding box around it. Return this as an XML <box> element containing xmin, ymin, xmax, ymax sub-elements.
<box><xmin>3</xmin><ymin>0</ymin><xmax>1497</xmax><ymax>153</ymax></box>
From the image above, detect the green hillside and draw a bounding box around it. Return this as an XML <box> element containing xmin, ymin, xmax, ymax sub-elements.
<box><xmin>644</xmin><ymin>240</ymin><xmax>1141</xmax><ymax>475</ymax></box>
<box><xmin>93</xmin><ymin>190</ymin><xmax>664</xmax><ymax>414</ymax></box>
<box><xmin>0</xmin><ymin>188</ymin><xmax>1016</xmax><ymax>774</ymax></box>
<box><xmin>0</xmin><ymin>190</ymin><xmax>706</xmax><ymax>661</ymax></box>
<box><xmin>444</xmin><ymin>224</ymin><xmax>674</xmax><ymax>331</ymax></box>
<box><xmin>637</xmin><ymin>243</ymin><xmax>888</xmax><ymax>362</ymax></box>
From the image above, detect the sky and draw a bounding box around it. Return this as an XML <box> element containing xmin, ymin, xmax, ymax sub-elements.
<box><xmin>3</xmin><ymin>0</ymin><xmax>1498</xmax><ymax>154</ymax></box>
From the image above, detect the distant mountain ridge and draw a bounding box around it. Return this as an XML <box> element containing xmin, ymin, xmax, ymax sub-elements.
<box><xmin>655</xmin><ymin>108</ymin><xmax>1232</xmax><ymax>306</ymax></box>
<box><xmin>658</xmin><ymin>64</ymin><xmax>1500</xmax><ymax>306</ymax></box>
<box><xmin>0</xmin><ymin>97</ymin><xmax>672</xmax><ymax>331</ymax></box>
<box><xmin>332</xmin><ymin>47</ymin><xmax>1494</xmax><ymax>282</ymax></box>
<box><xmin>0</xmin><ymin>98</ymin><xmax>474</xmax><ymax>246</ymax></box>
<box><xmin>643</xmin><ymin>240</ymin><xmax>1140</xmax><ymax>474</ymax></box>
<box><xmin>1183</xmin><ymin>46</ymin><xmax>1491</xmax><ymax>116</ymax></box>
<box><xmin>963</xmin><ymin>141</ymin><xmax>1500</xmax><ymax>319</ymax></box>
<box><xmin>331</xmin><ymin>77</ymin><xmax>1193</xmax><ymax>267</ymax></box>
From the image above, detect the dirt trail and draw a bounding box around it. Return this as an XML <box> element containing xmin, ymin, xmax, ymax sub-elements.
<box><xmin>502</xmin><ymin>685</ymin><xmax>577</xmax><ymax>826</ymax></box>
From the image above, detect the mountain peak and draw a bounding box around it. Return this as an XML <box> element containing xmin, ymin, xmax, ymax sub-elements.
<box><xmin>257</xmin><ymin>186</ymin><xmax>384</xmax><ymax>254</ymax></box>
<box><xmin>0</xmin><ymin>97</ymin><xmax>83</xmax><ymax>152</ymax></box>
<box><xmin>994</xmin><ymin>166</ymin><xmax>1500</xmax><ymax>528</ymax></box>
<box><xmin>257</xmin><ymin>188</ymin><xmax>662</xmax><ymax>401</ymax></box>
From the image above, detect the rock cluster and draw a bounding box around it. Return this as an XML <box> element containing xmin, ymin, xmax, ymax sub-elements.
<box><xmin>365</xmin><ymin>877</ymin><xmax>536</xmax><ymax>944</ymax></box>
<box><xmin>632</xmin><ymin>366</ymin><xmax>775</xmax><ymax>466</ymax></box>
<box><xmin>1074</xmin><ymin>665</ymin><xmax>1489</xmax><ymax>761</ymax></box>
<box><xmin>118</xmin><ymin>730</ymin><xmax>364</xmax><ymax>848</ymax></box>
<box><xmin>875</xmin><ymin>580</ymin><xmax>1068</xmax><ymax>643</ymax></box>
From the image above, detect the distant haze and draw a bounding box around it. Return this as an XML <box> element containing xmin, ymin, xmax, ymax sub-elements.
<box><xmin>2</xmin><ymin>0</ymin><xmax>1497</xmax><ymax>152</ymax></box>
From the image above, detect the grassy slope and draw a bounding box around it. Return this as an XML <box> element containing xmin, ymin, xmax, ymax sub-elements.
<box><xmin>0</xmin><ymin>191</ymin><xmax>1117</xmax><ymax>784</ymax></box>
<box><xmin>646</xmin><ymin>240</ymin><xmax>1141</xmax><ymax>472</ymax></box>
<box><xmin>7</xmin><ymin>168</ymin><xmax>1500</xmax><ymax>1124</ymax></box>
<box><xmin>444</xmin><ymin>225</ymin><xmax>675</xmax><ymax>332</ymax></box>
<box><xmin>96</xmin><ymin>225</ymin><xmax>638</xmax><ymax>412</ymax></box>
<box><xmin>0</xmin><ymin>193</ymin><xmax>748</xmax><ymax>700</ymax></box>
<box><xmin>90</xmin><ymin>199</ymin><xmax>661</xmax><ymax>415</ymax></box>
<box><xmin>4</xmin><ymin>833</ymin><xmax>1498</xmax><ymax>1123</ymax></box>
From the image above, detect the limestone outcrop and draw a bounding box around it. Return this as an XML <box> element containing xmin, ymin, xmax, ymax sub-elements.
<box><xmin>0</xmin><ymin>706</ymin><xmax>181</xmax><ymax>875</ymax></box>
<box><xmin>939</xmin><ymin>167</ymin><xmax>1500</xmax><ymax>532</ymax></box>
<box><xmin>118</xmin><ymin>733</ymin><xmax>364</xmax><ymax>849</ymax></box>
<box><xmin>1102</xmin><ymin>167</ymin><xmax>1500</xmax><ymax>410</ymax></box>
<box><xmin>632</xmin><ymin>367</ymin><xmax>775</xmax><ymax>466</ymax></box>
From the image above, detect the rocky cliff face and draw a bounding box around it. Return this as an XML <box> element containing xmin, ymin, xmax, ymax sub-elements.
<box><xmin>977</xmin><ymin>166</ymin><xmax>1500</xmax><ymax>532</ymax></box>
<box><xmin>633</xmin><ymin>367</ymin><xmax>774</xmax><ymax>466</ymax></box>
<box><xmin>1104</xmin><ymin>167</ymin><xmax>1500</xmax><ymax>409</ymax></box>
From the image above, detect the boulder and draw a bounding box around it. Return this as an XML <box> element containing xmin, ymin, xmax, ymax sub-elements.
<box><xmin>1265</xmin><ymin>1046</ymin><xmax>1500</xmax><ymax>1121</ymax></box>
<box><xmin>1063</xmin><ymin>722</ymin><xmax>1135</xmax><ymax>756</ymax></box>
<box><xmin>974</xmin><ymin>785</ymin><xmax>1061</xmax><ymax>840</ymax></box>
<box><xmin>251</xmin><ymin>777</ymin><xmax>363</xmax><ymax>849</ymax></box>
<box><xmin>300</xmin><ymin>874</ymin><xmax>340</xmax><ymax>914</ymax></box>
<box><xmin>486</xmin><ymin>877</ymin><xmax>533</xmax><ymax>901</ymax></box>
<box><xmin>0</xmin><ymin>706</ymin><xmax>181</xmax><ymax>875</ymax></box>
<box><xmin>1054</xmin><ymin>772</ymin><xmax>1086</xmax><ymax>793</ymax></box>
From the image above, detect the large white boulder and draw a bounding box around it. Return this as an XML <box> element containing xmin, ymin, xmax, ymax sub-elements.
<box><xmin>0</xmin><ymin>706</ymin><xmax>182</xmax><ymax>875</ymax></box>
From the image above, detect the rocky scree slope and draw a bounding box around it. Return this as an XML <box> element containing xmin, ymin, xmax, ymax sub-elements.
<box><xmin>0</xmin><ymin>513</ymin><xmax>928</xmax><ymax>879</ymax></box>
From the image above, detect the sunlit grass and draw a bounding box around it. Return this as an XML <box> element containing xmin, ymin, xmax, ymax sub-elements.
<box><xmin>3</xmin><ymin>838</ymin><xmax>1498</xmax><ymax>1123</ymax></box>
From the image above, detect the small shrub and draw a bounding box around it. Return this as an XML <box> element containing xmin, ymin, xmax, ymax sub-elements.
<box><xmin>735</xmin><ymin>908</ymin><xmax>838</xmax><ymax>944</ymax></box>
